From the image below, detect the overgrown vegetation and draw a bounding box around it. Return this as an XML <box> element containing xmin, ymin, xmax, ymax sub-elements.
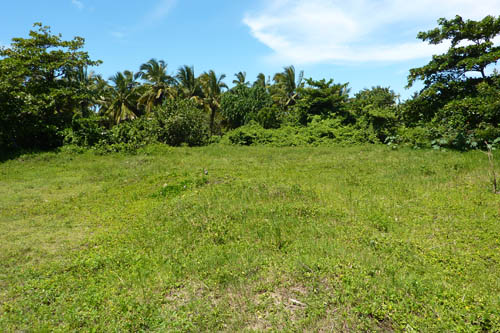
<box><xmin>1</xmin><ymin>15</ymin><xmax>499</xmax><ymax>153</ymax></box>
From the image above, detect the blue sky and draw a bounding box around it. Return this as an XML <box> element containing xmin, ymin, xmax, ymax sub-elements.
<box><xmin>1</xmin><ymin>0</ymin><xmax>499</xmax><ymax>99</ymax></box>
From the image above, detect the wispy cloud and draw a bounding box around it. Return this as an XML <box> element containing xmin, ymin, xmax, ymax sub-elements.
<box><xmin>108</xmin><ymin>0</ymin><xmax>178</xmax><ymax>40</ymax></box>
<box><xmin>144</xmin><ymin>0</ymin><xmax>178</xmax><ymax>23</ymax></box>
<box><xmin>71</xmin><ymin>0</ymin><xmax>84</xmax><ymax>10</ymax></box>
<box><xmin>243</xmin><ymin>0</ymin><xmax>500</xmax><ymax>64</ymax></box>
<box><xmin>110</xmin><ymin>31</ymin><xmax>126</xmax><ymax>39</ymax></box>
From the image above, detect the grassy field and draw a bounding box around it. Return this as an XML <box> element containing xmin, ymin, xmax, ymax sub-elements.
<box><xmin>1</xmin><ymin>144</ymin><xmax>499</xmax><ymax>332</ymax></box>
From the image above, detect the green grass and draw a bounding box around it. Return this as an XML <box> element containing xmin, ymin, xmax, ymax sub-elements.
<box><xmin>1</xmin><ymin>144</ymin><xmax>499</xmax><ymax>332</ymax></box>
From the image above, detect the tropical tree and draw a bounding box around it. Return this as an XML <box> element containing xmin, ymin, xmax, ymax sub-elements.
<box><xmin>100</xmin><ymin>70</ymin><xmax>141</xmax><ymax>124</ymax></box>
<box><xmin>294</xmin><ymin>78</ymin><xmax>350</xmax><ymax>125</ymax></box>
<box><xmin>199</xmin><ymin>70</ymin><xmax>228</xmax><ymax>134</ymax></box>
<box><xmin>220</xmin><ymin>84</ymin><xmax>273</xmax><ymax>128</ymax></box>
<box><xmin>0</xmin><ymin>22</ymin><xmax>101</xmax><ymax>150</ymax></box>
<box><xmin>66</xmin><ymin>67</ymin><xmax>107</xmax><ymax>117</ymax></box>
<box><xmin>232</xmin><ymin>71</ymin><xmax>249</xmax><ymax>86</ymax></box>
<box><xmin>176</xmin><ymin>65</ymin><xmax>203</xmax><ymax>101</ymax></box>
<box><xmin>350</xmin><ymin>86</ymin><xmax>398</xmax><ymax>141</ymax></box>
<box><xmin>253</xmin><ymin>73</ymin><xmax>268</xmax><ymax>88</ymax></box>
<box><xmin>137</xmin><ymin>58</ymin><xmax>175</xmax><ymax>113</ymax></box>
<box><xmin>403</xmin><ymin>15</ymin><xmax>500</xmax><ymax>145</ymax></box>
<box><xmin>407</xmin><ymin>15</ymin><xmax>500</xmax><ymax>89</ymax></box>
<box><xmin>272</xmin><ymin>65</ymin><xmax>304</xmax><ymax>108</ymax></box>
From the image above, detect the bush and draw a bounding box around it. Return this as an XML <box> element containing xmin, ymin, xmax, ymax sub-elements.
<box><xmin>63</xmin><ymin>115</ymin><xmax>108</xmax><ymax>147</ymax></box>
<box><xmin>155</xmin><ymin>99</ymin><xmax>209</xmax><ymax>146</ymax></box>
<box><xmin>60</xmin><ymin>99</ymin><xmax>209</xmax><ymax>152</ymax></box>
<box><xmin>221</xmin><ymin>117</ymin><xmax>371</xmax><ymax>147</ymax></box>
<box><xmin>294</xmin><ymin>78</ymin><xmax>350</xmax><ymax>125</ymax></box>
<box><xmin>474</xmin><ymin>124</ymin><xmax>500</xmax><ymax>144</ymax></box>
<box><xmin>349</xmin><ymin>87</ymin><xmax>398</xmax><ymax>142</ymax></box>
<box><xmin>219</xmin><ymin>85</ymin><xmax>273</xmax><ymax>128</ymax></box>
<box><xmin>392</xmin><ymin>126</ymin><xmax>433</xmax><ymax>148</ymax></box>
<box><xmin>251</xmin><ymin>105</ymin><xmax>282</xmax><ymax>129</ymax></box>
<box><xmin>106</xmin><ymin>117</ymin><xmax>159</xmax><ymax>146</ymax></box>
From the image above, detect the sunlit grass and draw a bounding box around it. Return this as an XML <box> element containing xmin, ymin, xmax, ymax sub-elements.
<box><xmin>1</xmin><ymin>144</ymin><xmax>499</xmax><ymax>331</ymax></box>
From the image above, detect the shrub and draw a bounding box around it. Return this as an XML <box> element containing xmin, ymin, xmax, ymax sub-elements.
<box><xmin>63</xmin><ymin>115</ymin><xmax>108</xmax><ymax>147</ymax></box>
<box><xmin>251</xmin><ymin>105</ymin><xmax>282</xmax><ymax>129</ymax></box>
<box><xmin>393</xmin><ymin>126</ymin><xmax>433</xmax><ymax>148</ymax></box>
<box><xmin>221</xmin><ymin>117</ymin><xmax>371</xmax><ymax>147</ymax></box>
<box><xmin>106</xmin><ymin>117</ymin><xmax>159</xmax><ymax>146</ymax></box>
<box><xmin>60</xmin><ymin>99</ymin><xmax>209</xmax><ymax>152</ymax></box>
<box><xmin>294</xmin><ymin>78</ymin><xmax>350</xmax><ymax>125</ymax></box>
<box><xmin>219</xmin><ymin>85</ymin><xmax>273</xmax><ymax>128</ymax></box>
<box><xmin>350</xmin><ymin>87</ymin><xmax>398</xmax><ymax>142</ymax></box>
<box><xmin>155</xmin><ymin>99</ymin><xmax>209</xmax><ymax>146</ymax></box>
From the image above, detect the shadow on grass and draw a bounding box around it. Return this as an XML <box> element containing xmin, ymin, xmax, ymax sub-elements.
<box><xmin>0</xmin><ymin>147</ymin><xmax>55</xmax><ymax>163</ymax></box>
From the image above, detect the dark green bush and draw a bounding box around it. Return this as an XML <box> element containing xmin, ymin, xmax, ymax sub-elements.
<box><xmin>63</xmin><ymin>115</ymin><xmax>108</xmax><ymax>147</ymax></box>
<box><xmin>219</xmin><ymin>85</ymin><xmax>273</xmax><ymax>128</ymax></box>
<box><xmin>350</xmin><ymin>87</ymin><xmax>398</xmax><ymax>142</ymax></box>
<box><xmin>155</xmin><ymin>99</ymin><xmax>209</xmax><ymax>146</ymax></box>
<box><xmin>251</xmin><ymin>105</ymin><xmax>282</xmax><ymax>129</ymax></box>
<box><xmin>294</xmin><ymin>78</ymin><xmax>350</xmax><ymax>125</ymax></box>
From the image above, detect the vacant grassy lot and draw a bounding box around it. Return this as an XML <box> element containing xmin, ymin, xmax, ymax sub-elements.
<box><xmin>1</xmin><ymin>144</ymin><xmax>499</xmax><ymax>331</ymax></box>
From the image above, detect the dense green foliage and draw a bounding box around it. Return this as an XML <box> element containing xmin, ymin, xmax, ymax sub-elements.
<box><xmin>1</xmin><ymin>16</ymin><xmax>500</xmax><ymax>152</ymax></box>
<box><xmin>0</xmin><ymin>23</ymin><xmax>100</xmax><ymax>150</ymax></box>
<box><xmin>350</xmin><ymin>87</ymin><xmax>399</xmax><ymax>142</ymax></box>
<box><xmin>1</xmin><ymin>146</ymin><xmax>499</xmax><ymax>331</ymax></box>
<box><xmin>220</xmin><ymin>85</ymin><xmax>273</xmax><ymax>128</ymax></box>
<box><xmin>64</xmin><ymin>99</ymin><xmax>209</xmax><ymax>151</ymax></box>
<box><xmin>222</xmin><ymin>118</ymin><xmax>371</xmax><ymax>146</ymax></box>
<box><xmin>294</xmin><ymin>78</ymin><xmax>350</xmax><ymax>125</ymax></box>
<box><xmin>154</xmin><ymin>99</ymin><xmax>209</xmax><ymax>147</ymax></box>
<box><xmin>403</xmin><ymin>15</ymin><xmax>500</xmax><ymax>149</ymax></box>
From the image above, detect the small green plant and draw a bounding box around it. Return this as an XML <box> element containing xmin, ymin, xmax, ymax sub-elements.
<box><xmin>485</xmin><ymin>138</ymin><xmax>500</xmax><ymax>193</ymax></box>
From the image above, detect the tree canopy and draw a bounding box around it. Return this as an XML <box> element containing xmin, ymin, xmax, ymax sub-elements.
<box><xmin>0</xmin><ymin>23</ymin><xmax>101</xmax><ymax>149</ymax></box>
<box><xmin>2</xmin><ymin>17</ymin><xmax>500</xmax><ymax>153</ymax></box>
<box><xmin>408</xmin><ymin>15</ymin><xmax>500</xmax><ymax>88</ymax></box>
<box><xmin>402</xmin><ymin>15</ymin><xmax>500</xmax><ymax>147</ymax></box>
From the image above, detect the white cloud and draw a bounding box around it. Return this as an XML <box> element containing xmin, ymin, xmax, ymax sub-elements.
<box><xmin>71</xmin><ymin>0</ymin><xmax>84</xmax><ymax>10</ymax></box>
<box><xmin>146</xmin><ymin>0</ymin><xmax>177</xmax><ymax>22</ymax></box>
<box><xmin>107</xmin><ymin>0</ymin><xmax>177</xmax><ymax>40</ymax></box>
<box><xmin>110</xmin><ymin>31</ymin><xmax>126</xmax><ymax>39</ymax></box>
<box><xmin>243</xmin><ymin>0</ymin><xmax>500</xmax><ymax>64</ymax></box>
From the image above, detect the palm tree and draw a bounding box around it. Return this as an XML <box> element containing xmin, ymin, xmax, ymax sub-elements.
<box><xmin>100</xmin><ymin>70</ymin><xmax>141</xmax><ymax>124</ymax></box>
<box><xmin>272</xmin><ymin>65</ymin><xmax>304</xmax><ymax>107</ymax></box>
<box><xmin>253</xmin><ymin>73</ymin><xmax>268</xmax><ymax>88</ymax></box>
<box><xmin>137</xmin><ymin>59</ymin><xmax>175</xmax><ymax>113</ymax></box>
<box><xmin>232</xmin><ymin>71</ymin><xmax>249</xmax><ymax>86</ymax></box>
<box><xmin>66</xmin><ymin>66</ymin><xmax>103</xmax><ymax>117</ymax></box>
<box><xmin>93</xmin><ymin>75</ymin><xmax>112</xmax><ymax>114</ymax></box>
<box><xmin>176</xmin><ymin>65</ymin><xmax>203</xmax><ymax>100</ymax></box>
<box><xmin>199</xmin><ymin>70</ymin><xmax>228</xmax><ymax>134</ymax></box>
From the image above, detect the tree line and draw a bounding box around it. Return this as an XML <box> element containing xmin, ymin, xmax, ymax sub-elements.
<box><xmin>1</xmin><ymin>15</ymin><xmax>500</xmax><ymax>153</ymax></box>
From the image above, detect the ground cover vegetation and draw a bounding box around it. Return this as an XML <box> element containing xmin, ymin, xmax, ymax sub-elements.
<box><xmin>1</xmin><ymin>15</ymin><xmax>500</xmax><ymax>154</ymax></box>
<box><xmin>0</xmin><ymin>145</ymin><xmax>499</xmax><ymax>331</ymax></box>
